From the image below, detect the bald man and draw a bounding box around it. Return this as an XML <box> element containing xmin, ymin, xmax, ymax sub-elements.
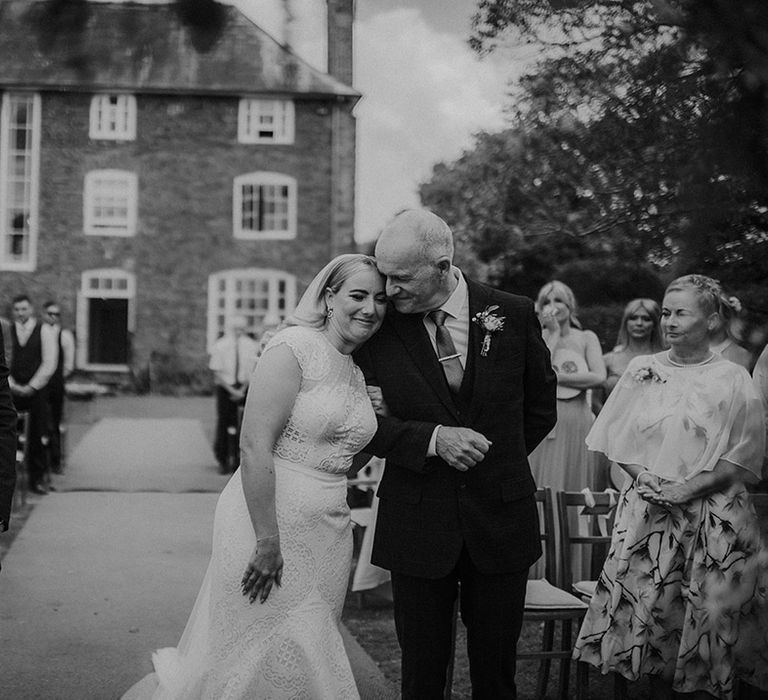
<box><xmin>354</xmin><ymin>209</ymin><xmax>557</xmax><ymax>699</ymax></box>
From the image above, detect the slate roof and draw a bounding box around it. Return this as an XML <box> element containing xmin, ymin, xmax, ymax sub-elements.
<box><xmin>0</xmin><ymin>0</ymin><xmax>358</xmax><ymax>98</ymax></box>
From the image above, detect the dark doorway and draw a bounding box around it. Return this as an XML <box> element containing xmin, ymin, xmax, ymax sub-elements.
<box><xmin>87</xmin><ymin>297</ymin><xmax>128</xmax><ymax>365</ymax></box>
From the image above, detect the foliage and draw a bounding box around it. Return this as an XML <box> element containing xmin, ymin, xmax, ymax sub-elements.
<box><xmin>422</xmin><ymin>0</ymin><xmax>768</xmax><ymax>307</ymax></box>
<box><xmin>555</xmin><ymin>259</ymin><xmax>666</xmax><ymax>306</ymax></box>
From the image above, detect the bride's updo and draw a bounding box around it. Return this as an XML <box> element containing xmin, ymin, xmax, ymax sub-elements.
<box><xmin>287</xmin><ymin>254</ymin><xmax>380</xmax><ymax>329</ymax></box>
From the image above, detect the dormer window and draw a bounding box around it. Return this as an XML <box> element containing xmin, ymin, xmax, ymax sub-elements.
<box><xmin>89</xmin><ymin>94</ymin><xmax>136</xmax><ymax>141</ymax></box>
<box><xmin>238</xmin><ymin>99</ymin><xmax>294</xmax><ymax>144</ymax></box>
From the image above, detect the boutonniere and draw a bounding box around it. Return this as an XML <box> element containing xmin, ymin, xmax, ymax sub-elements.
<box><xmin>631</xmin><ymin>365</ymin><xmax>666</xmax><ymax>384</ymax></box>
<box><xmin>472</xmin><ymin>305</ymin><xmax>505</xmax><ymax>356</ymax></box>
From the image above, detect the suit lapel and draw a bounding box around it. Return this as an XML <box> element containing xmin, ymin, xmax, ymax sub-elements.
<box><xmin>465</xmin><ymin>280</ymin><xmax>501</xmax><ymax>423</ymax></box>
<box><xmin>388</xmin><ymin>308</ymin><xmax>462</xmax><ymax>422</ymax></box>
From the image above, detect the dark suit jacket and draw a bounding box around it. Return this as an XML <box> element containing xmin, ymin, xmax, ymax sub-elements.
<box><xmin>0</xmin><ymin>325</ymin><xmax>17</xmax><ymax>531</ymax></box>
<box><xmin>353</xmin><ymin>277</ymin><xmax>557</xmax><ymax>577</ymax></box>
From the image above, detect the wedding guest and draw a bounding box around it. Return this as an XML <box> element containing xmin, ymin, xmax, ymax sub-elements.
<box><xmin>0</xmin><ymin>323</ymin><xmax>17</xmax><ymax>567</ymax></box>
<box><xmin>528</xmin><ymin>280</ymin><xmax>606</xmax><ymax>580</ymax></box>
<box><xmin>595</xmin><ymin>298</ymin><xmax>665</xmax><ymax>489</ymax></box>
<box><xmin>709</xmin><ymin>290</ymin><xmax>752</xmax><ymax>370</ymax></box>
<box><xmin>122</xmin><ymin>254</ymin><xmax>387</xmax><ymax>699</ymax></box>
<box><xmin>574</xmin><ymin>274</ymin><xmax>768</xmax><ymax>700</ymax></box>
<box><xmin>42</xmin><ymin>301</ymin><xmax>75</xmax><ymax>474</ymax></box>
<box><xmin>0</xmin><ymin>315</ymin><xmax>12</xmax><ymax>368</ymax></box>
<box><xmin>9</xmin><ymin>295</ymin><xmax>58</xmax><ymax>494</ymax></box>
<box><xmin>601</xmin><ymin>298</ymin><xmax>665</xmax><ymax>400</ymax></box>
<box><xmin>208</xmin><ymin>315</ymin><xmax>258</xmax><ymax>474</ymax></box>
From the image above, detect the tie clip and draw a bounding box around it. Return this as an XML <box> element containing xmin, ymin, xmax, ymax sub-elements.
<box><xmin>438</xmin><ymin>353</ymin><xmax>461</xmax><ymax>362</ymax></box>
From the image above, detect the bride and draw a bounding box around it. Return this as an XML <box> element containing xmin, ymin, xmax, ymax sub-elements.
<box><xmin>123</xmin><ymin>254</ymin><xmax>387</xmax><ymax>699</ymax></box>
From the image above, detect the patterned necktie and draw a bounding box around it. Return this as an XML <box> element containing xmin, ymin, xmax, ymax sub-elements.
<box><xmin>429</xmin><ymin>309</ymin><xmax>463</xmax><ymax>393</ymax></box>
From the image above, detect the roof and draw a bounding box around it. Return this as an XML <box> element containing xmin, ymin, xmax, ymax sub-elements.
<box><xmin>0</xmin><ymin>0</ymin><xmax>358</xmax><ymax>98</ymax></box>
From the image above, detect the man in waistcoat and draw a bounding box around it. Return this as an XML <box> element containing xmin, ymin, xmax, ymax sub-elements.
<box><xmin>354</xmin><ymin>210</ymin><xmax>557</xmax><ymax>699</ymax></box>
<box><xmin>42</xmin><ymin>301</ymin><xmax>75</xmax><ymax>473</ymax></box>
<box><xmin>9</xmin><ymin>295</ymin><xmax>58</xmax><ymax>494</ymax></box>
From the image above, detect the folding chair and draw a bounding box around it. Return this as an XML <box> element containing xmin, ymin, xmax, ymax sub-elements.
<box><xmin>12</xmin><ymin>411</ymin><xmax>30</xmax><ymax>511</ymax></box>
<box><xmin>519</xmin><ymin>487</ymin><xmax>589</xmax><ymax>700</ymax></box>
<box><xmin>557</xmin><ymin>489</ymin><xmax>626</xmax><ymax>698</ymax></box>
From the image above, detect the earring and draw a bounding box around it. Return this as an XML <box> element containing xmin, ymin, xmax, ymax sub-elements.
<box><xmin>327</xmin><ymin>308</ymin><xmax>334</xmax><ymax>319</ymax></box>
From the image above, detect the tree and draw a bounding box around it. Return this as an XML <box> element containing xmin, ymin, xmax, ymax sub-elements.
<box><xmin>421</xmin><ymin>0</ymin><xmax>768</xmax><ymax>300</ymax></box>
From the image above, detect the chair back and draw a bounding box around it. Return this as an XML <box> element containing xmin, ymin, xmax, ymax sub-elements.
<box><xmin>556</xmin><ymin>490</ymin><xmax>619</xmax><ymax>590</ymax></box>
<box><xmin>534</xmin><ymin>487</ymin><xmax>557</xmax><ymax>584</ymax></box>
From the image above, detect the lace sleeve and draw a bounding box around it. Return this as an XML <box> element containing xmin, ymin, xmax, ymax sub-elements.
<box><xmin>259</xmin><ymin>326</ymin><xmax>326</xmax><ymax>382</ymax></box>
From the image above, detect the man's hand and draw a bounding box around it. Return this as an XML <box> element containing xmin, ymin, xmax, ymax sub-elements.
<box><xmin>435</xmin><ymin>427</ymin><xmax>491</xmax><ymax>472</ymax></box>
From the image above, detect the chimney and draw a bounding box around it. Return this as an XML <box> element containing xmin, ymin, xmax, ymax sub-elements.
<box><xmin>326</xmin><ymin>0</ymin><xmax>354</xmax><ymax>84</ymax></box>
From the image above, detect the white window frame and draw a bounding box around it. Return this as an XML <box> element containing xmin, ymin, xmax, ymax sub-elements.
<box><xmin>0</xmin><ymin>92</ymin><xmax>41</xmax><ymax>271</ymax></box>
<box><xmin>76</xmin><ymin>268</ymin><xmax>136</xmax><ymax>372</ymax></box>
<box><xmin>89</xmin><ymin>94</ymin><xmax>137</xmax><ymax>141</ymax></box>
<box><xmin>233</xmin><ymin>172</ymin><xmax>297</xmax><ymax>240</ymax></box>
<box><xmin>207</xmin><ymin>269</ymin><xmax>297</xmax><ymax>352</ymax></box>
<box><xmin>237</xmin><ymin>98</ymin><xmax>295</xmax><ymax>144</ymax></box>
<box><xmin>83</xmin><ymin>169</ymin><xmax>138</xmax><ymax>237</ymax></box>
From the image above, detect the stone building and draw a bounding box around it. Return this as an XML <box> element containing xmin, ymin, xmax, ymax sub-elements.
<box><xmin>0</xmin><ymin>0</ymin><xmax>358</xmax><ymax>387</ymax></box>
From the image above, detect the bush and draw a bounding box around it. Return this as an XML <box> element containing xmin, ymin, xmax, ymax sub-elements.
<box><xmin>578</xmin><ymin>303</ymin><xmax>627</xmax><ymax>352</ymax></box>
<box><xmin>555</xmin><ymin>259</ymin><xmax>666</xmax><ymax>307</ymax></box>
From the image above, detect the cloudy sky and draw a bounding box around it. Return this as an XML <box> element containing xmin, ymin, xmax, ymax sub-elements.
<box><xmin>230</xmin><ymin>0</ymin><xmax>526</xmax><ymax>242</ymax></box>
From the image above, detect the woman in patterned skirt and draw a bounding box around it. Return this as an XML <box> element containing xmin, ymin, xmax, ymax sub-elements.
<box><xmin>574</xmin><ymin>274</ymin><xmax>768</xmax><ymax>699</ymax></box>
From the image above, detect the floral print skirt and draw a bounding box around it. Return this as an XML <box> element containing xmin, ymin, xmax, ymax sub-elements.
<box><xmin>573</xmin><ymin>481</ymin><xmax>768</xmax><ymax>699</ymax></box>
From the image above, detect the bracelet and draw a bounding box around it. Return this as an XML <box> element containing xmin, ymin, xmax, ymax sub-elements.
<box><xmin>635</xmin><ymin>469</ymin><xmax>651</xmax><ymax>483</ymax></box>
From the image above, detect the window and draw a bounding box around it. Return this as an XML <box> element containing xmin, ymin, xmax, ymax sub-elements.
<box><xmin>238</xmin><ymin>99</ymin><xmax>294</xmax><ymax>144</ymax></box>
<box><xmin>84</xmin><ymin>170</ymin><xmax>138</xmax><ymax>236</ymax></box>
<box><xmin>207</xmin><ymin>269</ymin><xmax>296</xmax><ymax>350</ymax></box>
<box><xmin>0</xmin><ymin>92</ymin><xmax>40</xmax><ymax>271</ymax></box>
<box><xmin>233</xmin><ymin>172</ymin><xmax>297</xmax><ymax>239</ymax></box>
<box><xmin>89</xmin><ymin>94</ymin><xmax>136</xmax><ymax>140</ymax></box>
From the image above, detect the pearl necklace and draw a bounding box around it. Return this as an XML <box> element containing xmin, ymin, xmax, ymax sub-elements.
<box><xmin>666</xmin><ymin>350</ymin><xmax>715</xmax><ymax>367</ymax></box>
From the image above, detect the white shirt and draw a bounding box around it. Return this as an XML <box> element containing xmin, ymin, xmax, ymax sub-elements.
<box><xmin>424</xmin><ymin>268</ymin><xmax>469</xmax><ymax>456</ymax></box>
<box><xmin>13</xmin><ymin>318</ymin><xmax>59</xmax><ymax>391</ymax></box>
<box><xmin>209</xmin><ymin>333</ymin><xmax>259</xmax><ymax>387</ymax></box>
<box><xmin>51</xmin><ymin>326</ymin><xmax>76</xmax><ymax>378</ymax></box>
<box><xmin>422</xmin><ymin>268</ymin><xmax>469</xmax><ymax>369</ymax></box>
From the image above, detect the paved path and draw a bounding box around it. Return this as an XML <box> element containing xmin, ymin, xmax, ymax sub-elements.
<box><xmin>0</xmin><ymin>395</ymin><xmax>397</xmax><ymax>699</ymax></box>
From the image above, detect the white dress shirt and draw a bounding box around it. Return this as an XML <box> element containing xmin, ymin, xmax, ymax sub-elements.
<box><xmin>424</xmin><ymin>268</ymin><xmax>469</xmax><ymax>456</ymax></box>
<box><xmin>209</xmin><ymin>333</ymin><xmax>259</xmax><ymax>387</ymax></box>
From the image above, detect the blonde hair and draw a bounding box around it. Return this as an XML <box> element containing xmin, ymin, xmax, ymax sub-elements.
<box><xmin>614</xmin><ymin>298</ymin><xmax>664</xmax><ymax>351</ymax></box>
<box><xmin>665</xmin><ymin>275</ymin><xmax>721</xmax><ymax>316</ymax></box>
<box><xmin>536</xmin><ymin>280</ymin><xmax>581</xmax><ymax>329</ymax></box>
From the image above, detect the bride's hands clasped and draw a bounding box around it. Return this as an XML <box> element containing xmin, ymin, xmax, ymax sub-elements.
<box><xmin>241</xmin><ymin>537</ymin><xmax>284</xmax><ymax>604</ymax></box>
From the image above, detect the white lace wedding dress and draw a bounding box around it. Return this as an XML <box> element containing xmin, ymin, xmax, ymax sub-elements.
<box><xmin>124</xmin><ymin>327</ymin><xmax>376</xmax><ymax>700</ymax></box>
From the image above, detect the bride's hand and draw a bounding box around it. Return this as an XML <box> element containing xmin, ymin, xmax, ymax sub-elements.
<box><xmin>366</xmin><ymin>385</ymin><xmax>389</xmax><ymax>416</ymax></box>
<box><xmin>241</xmin><ymin>538</ymin><xmax>284</xmax><ymax>604</ymax></box>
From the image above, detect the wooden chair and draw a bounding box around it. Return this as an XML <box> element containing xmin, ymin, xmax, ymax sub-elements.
<box><xmin>557</xmin><ymin>489</ymin><xmax>626</xmax><ymax>698</ymax></box>
<box><xmin>519</xmin><ymin>487</ymin><xmax>589</xmax><ymax>700</ymax></box>
<box><xmin>12</xmin><ymin>411</ymin><xmax>30</xmax><ymax>511</ymax></box>
<box><xmin>556</xmin><ymin>489</ymin><xmax>620</xmax><ymax>600</ymax></box>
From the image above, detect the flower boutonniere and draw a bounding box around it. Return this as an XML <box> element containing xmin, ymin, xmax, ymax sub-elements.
<box><xmin>472</xmin><ymin>305</ymin><xmax>505</xmax><ymax>356</ymax></box>
<box><xmin>631</xmin><ymin>365</ymin><xmax>666</xmax><ymax>384</ymax></box>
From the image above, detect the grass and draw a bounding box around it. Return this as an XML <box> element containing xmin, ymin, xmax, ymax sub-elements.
<box><xmin>342</xmin><ymin>584</ymin><xmax>653</xmax><ymax>700</ymax></box>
